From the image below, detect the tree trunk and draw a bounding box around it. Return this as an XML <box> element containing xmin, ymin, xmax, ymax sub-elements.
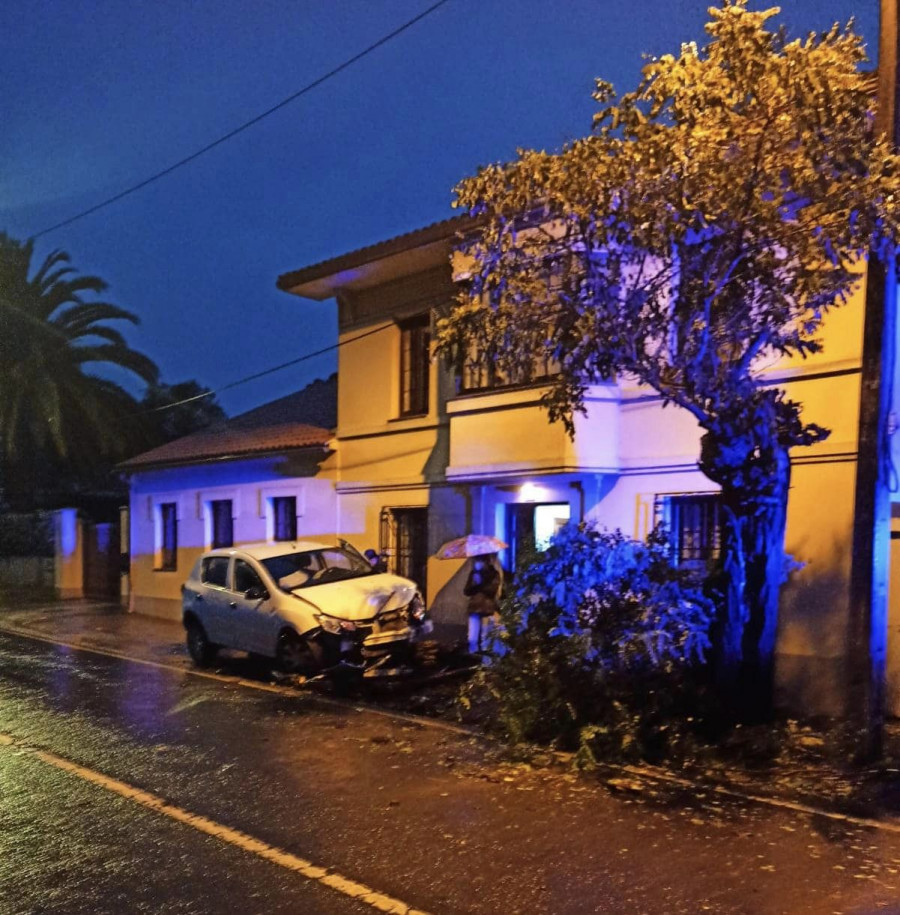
<box><xmin>702</xmin><ymin>431</ymin><xmax>791</xmax><ymax>721</ymax></box>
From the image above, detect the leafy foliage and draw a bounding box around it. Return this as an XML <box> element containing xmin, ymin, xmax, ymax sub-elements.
<box><xmin>140</xmin><ymin>380</ymin><xmax>226</xmax><ymax>446</ymax></box>
<box><xmin>0</xmin><ymin>511</ymin><xmax>54</xmax><ymax>558</ymax></box>
<box><xmin>0</xmin><ymin>233</ymin><xmax>159</xmax><ymax>508</ymax></box>
<box><xmin>436</xmin><ymin>2</ymin><xmax>900</xmax><ymax>704</ymax></box>
<box><xmin>462</xmin><ymin>524</ymin><xmax>714</xmax><ymax>760</ymax></box>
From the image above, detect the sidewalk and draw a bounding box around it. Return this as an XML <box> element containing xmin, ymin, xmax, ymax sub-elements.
<box><xmin>5</xmin><ymin>599</ymin><xmax>900</xmax><ymax>827</ymax></box>
<box><xmin>0</xmin><ymin>599</ymin><xmax>191</xmax><ymax>671</ymax></box>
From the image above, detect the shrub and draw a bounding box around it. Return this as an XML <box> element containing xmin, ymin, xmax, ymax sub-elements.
<box><xmin>461</xmin><ymin>523</ymin><xmax>715</xmax><ymax>762</ymax></box>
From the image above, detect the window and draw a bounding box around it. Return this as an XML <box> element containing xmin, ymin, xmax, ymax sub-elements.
<box><xmin>272</xmin><ymin>496</ymin><xmax>297</xmax><ymax>542</ymax></box>
<box><xmin>399</xmin><ymin>314</ymin><xmax>430</xmax><ymax>416</ymax></box>
<box><xmin>201</xmin><ymin>556</ymin><xmax>229</xmax><ymax>588</ymax></box>
<box><xmin>210</xmin><ymin>499</ymin><xmax>233</xmax><ymax>549</ymax></box>
<box><xmin>505</xmin><ymin>502</ymin><xmax>571</xmax><ymax>571</ymax></box>
<box><xmin>157</xmin><ymin>503</ymin><xmax>178</xmax><ymax>571</ymax></box>
<box><xmin>379</xmin><ymin>507</ymin><xmax>428</xmax><ymax>599</ymax></box>
<box><xmin>460</xmin><ymin>344</ymin><xmax>560</xmax><ymax>394</ymax></box>
<box><xmin>233</xmin><ymin>559</ymin><xmax>262</xmax><ymax>594</ymax></box>
<box><xmin>655</xmin><ymin>493</ymin><xmax>721</xmax><ymax>565</ymax></box>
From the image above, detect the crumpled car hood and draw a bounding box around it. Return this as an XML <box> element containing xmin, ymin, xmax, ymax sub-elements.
<box><xmin>291</xmin><ymin>573</ymin><xmax>418</xmax><ymax>622</ymax></box>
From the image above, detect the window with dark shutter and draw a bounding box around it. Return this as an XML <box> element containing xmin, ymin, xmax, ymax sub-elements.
<box><xmin>399</xmin><ymin>315</ymin><xmax>430</xmax><ymax>416</ymax></box>
<box><xmin>210</xmin><ymin>499</ymin><xmax>233</xmax><ymax>549</ymax></box>
<box><xmin>158</xmin><ymin>503</ymin><xmax>177</xmax><ymax>571</ymax></box>
<box><xmin>272</xmin><ymin>496</ymin><xmax>297</xmax><ymax>542</ymax></box>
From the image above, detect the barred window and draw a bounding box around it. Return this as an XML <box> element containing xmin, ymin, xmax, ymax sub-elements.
<box><xmin>655</xmin><ymin>493</ymin><xmax>721</xmax><ymax>565</ymax></box>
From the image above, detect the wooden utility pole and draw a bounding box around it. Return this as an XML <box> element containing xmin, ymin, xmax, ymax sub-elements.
<box><xmin>847</xmin><ymin>0</ymin><xmax>899</xmax><ymax>762</ymax></box>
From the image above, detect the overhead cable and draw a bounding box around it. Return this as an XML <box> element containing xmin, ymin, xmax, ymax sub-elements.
<box><xmin>31</xmin><ymin>0</ymin><xmax>453</xmax><ymax>239</ymax></box>
<box><xmin>142</xmin><ymin>322</ymin><xmax>394</xmax><ymax>413</ymax></box>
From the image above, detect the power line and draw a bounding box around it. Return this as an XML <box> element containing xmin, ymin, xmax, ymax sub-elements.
<box><xmin>31</xmin><ymin>0</ymin><xmax>453</xmax><ymax>240</ymax></box>
<box><xmin>143</xmin><ymin>322</ymin><xmax>394</xmax><ymax>414</ymax></box>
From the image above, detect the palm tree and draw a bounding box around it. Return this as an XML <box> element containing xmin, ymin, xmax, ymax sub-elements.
<box><xmin>0</xmin><ymin>232</ymin><xmax>159</xmax><ymax>506</ymax></box>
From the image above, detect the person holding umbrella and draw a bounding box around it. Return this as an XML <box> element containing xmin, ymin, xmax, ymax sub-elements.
<box><xmin>436</xmin><ymin>534</ymin><xmax>507</xmax><ymax>656</ymax></box>
<box><xmin>463</xmin><ymin>552</ymin><xmax>503</xmax><ymax>655</ymax></box>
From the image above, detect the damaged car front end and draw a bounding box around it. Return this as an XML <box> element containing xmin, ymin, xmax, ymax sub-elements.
<box><xmin>182</xmin><ymin>540</ymin><xmax>431</xmax><ymax>677</ymax></box>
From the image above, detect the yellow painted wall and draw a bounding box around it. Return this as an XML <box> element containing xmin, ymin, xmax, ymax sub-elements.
<box><xmin>447</xmin><ymin>384</ymin><xmax>620</xmax><ymax>478</ymax></box>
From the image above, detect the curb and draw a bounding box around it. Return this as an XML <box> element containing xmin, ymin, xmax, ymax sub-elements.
<box><xmin>5</xmin><ymin>614</ymin><xmax>900</xmax><ymax>834</ymax></box>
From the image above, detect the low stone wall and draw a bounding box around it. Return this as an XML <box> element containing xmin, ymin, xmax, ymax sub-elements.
<box><xmin>0</xmin><ymin>556</ymin><xmax>56</xmax><ymax>600</ymax></box>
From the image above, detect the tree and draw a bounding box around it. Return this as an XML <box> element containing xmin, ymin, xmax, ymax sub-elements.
<box><xmin>0</xmin><ymin>233</ymin><xmax>159</xmax><ymax>507</ymax></box>
<box><xmin>140</xmin><ymin>380</ymin><xmax>227</xmax><ymax>446</ymax></box>
<box><xmin>435</xmin><ymin>1</ymin><xmax>900</xmax><ymax>715</ymax></box>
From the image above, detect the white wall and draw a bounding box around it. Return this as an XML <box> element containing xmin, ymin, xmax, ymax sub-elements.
<box><xmin>128</xmin><ymin>455</ymin><xmax>337</xmax><ymax>620</ymax></box>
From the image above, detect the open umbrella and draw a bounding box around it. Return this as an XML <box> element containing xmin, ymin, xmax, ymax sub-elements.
<box><xmin>436</xmin><ymin>534</ymin><xmax>507</xmax><ymax>560</ymax></box>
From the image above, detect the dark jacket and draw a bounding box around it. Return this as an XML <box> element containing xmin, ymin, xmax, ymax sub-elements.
<box><xmin>463</xmin><ymin>560</ymin><xmax>502</xmax><ymax>616</ymax></box>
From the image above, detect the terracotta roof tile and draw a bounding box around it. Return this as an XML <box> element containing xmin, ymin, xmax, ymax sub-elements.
<box><xmin>120</xmin><ymin>375</ymin><xmax>336</xmax><ymax>471</ymax></box>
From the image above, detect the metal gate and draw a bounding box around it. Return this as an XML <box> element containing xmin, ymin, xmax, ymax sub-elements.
<box><xmin>83</xmin><ymin>521</ymin><xmax>120</xmax><ymax>600</ymax></box>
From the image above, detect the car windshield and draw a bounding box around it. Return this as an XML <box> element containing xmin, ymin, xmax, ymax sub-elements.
<box><xmin>262</xmin><ymin>547</ymin><xmax>376</xmax><ymax>592</ymax></box>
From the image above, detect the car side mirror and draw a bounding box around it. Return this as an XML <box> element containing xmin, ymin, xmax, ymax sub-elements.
<box><xmin>245</xmin><ymin>585</ymin><xmax>269</xmax><ymax>601</ymax></box>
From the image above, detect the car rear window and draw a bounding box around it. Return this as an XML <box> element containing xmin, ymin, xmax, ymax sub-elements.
<box><xmin>201</xmin><ymin>556</ymin><xmax>229</xmax><ymax>588</ymax></box>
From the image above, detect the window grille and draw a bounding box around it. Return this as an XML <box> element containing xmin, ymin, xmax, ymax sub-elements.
<box><xmin>379</xmin><ymin>506</ymin><xmax>428</xmax><ymax>599</ymax></box>
<box><xmin>654</xmin><ymin>493</ymin><xmax>721</xmax><ymax>565</ymax></box>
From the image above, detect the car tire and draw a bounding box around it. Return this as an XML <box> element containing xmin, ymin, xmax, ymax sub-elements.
<box><xmin>186</xmin><ymin>620</ymin><xmax>217</xmax><ymax>667</ymax></box>
<box><xmin>275</xmin><ymin>630</ymin><xmax>323</xmax><ymax>675</ymax></box>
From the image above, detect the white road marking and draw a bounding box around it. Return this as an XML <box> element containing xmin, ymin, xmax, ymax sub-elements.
<box><xmin>0</xmin><ymin>731</ymin><xmax>429</xmax><ymax>915</ymax></box>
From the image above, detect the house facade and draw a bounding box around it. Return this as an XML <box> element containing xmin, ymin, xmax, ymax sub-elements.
<box><xmin>123</xmin><ymin>214</ymin><xmax>900</xmax><ymax>717</ymax></box>
<box><xmin>277</xmin><ymin>216</ymin><xmax>900</xmax><ymax>716</ymax></box>
<box><xmin>120</xmin><ymin>379</ymin><xmax>338</xmax><ymax>620</ymax></box>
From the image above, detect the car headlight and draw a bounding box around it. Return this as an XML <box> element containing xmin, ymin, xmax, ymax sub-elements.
<box><xmin>315</xmin><ymin>614</ymin><xmax>357</xmax><ymax>635</ymax></box>
<box><xmin>408</xmin><ymin>594</ymin><xmax>426</xmax><ymax>621</ymax></box>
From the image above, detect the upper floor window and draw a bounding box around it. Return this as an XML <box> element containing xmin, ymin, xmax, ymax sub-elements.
<box><xmin>272</xmin><ymin>496</ymin><xmax>297</xmax><ymax>542</ymax></box>
<box><xmin>210</xmin><ymin>499</ymin><xmax>233</xmax><ymax>549</ymax></box>
<box><xmin>655</xmin><ymin>493</ymin><xmax>721</xmax><ymax>566</ymax></box>
<box><xmin>399</xmin><ymin>314</ymin><xmax>430</xmax><ymax>416</ymax></box>
<box><xmin>157</xmin><ymin>503</ymin><xmax>178</xmax><ymax>571</ymax></box>
<box><xmin>459</xmin><ymin>346</ymin><xmax>560</xmax><ymax>394</ymax></box>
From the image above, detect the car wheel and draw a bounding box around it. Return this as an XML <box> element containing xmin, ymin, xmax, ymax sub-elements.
<box><xmin>186</xmin><ymin>620</ymin><xmax>217</xmax><ymax>667</ymax></box>
<box><xmin>276</xmin><ymin>630</ymin><xmax>323</xmax><ymax>675</ymax></box>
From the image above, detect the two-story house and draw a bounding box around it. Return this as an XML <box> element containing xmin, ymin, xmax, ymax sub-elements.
<box><xmin>277</xmin><ymin>215</ymin><xmax>893</xmax><ymax>716</ymax></box>
<box><xmin>123</xmin><ymin>213</ymin><xmax>898</xmax><ymax>716</ymax></box>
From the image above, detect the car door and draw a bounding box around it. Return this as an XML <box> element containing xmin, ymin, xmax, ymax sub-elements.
<box><xmin>193</xmin><ymin>555</ymin><xmax>234</xmax><ymax>647</ymax></box>
<box><xmin>229</xmin><ymin>557</ymin><xmax>281</xmax><ymax>655</ymax></box>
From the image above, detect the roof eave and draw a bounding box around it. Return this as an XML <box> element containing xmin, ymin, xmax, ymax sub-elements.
<box><xmin>118</xmin><ymin>443</ymin><xmax>332</xmax><ymax>474</ymax></box>
<box><xmin>277</xmin><ymin>213</ymin><xmax>479</xmax><ymax>300</ymax></box>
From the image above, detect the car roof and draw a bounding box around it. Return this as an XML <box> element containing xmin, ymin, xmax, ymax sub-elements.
<box><xmin>204</xmin><ymin>540</ymin><xmax>333</xmax><ymax>561</ymax></box>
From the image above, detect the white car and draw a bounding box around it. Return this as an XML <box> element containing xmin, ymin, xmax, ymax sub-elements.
<box><xmin>181</xmin><ymin>540</ymin><xmax>431</xmax><ymax>674</ymax></box>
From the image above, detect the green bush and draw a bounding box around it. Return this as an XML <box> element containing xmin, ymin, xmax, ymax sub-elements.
<box><xmin>0</xmin><ymin>512</ymin><xmax>54</xmax><ymax>558</ymax></box>
<box><xmin>460</xmin><ymin>523</ymin><xmax>715</xmax><ymax>762</ymax></box>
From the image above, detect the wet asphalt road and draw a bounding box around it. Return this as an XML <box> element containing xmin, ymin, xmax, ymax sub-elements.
<box><xmin>3</xmin><ymin>631</ymin><xmax>900</xmax><ymax>914</ymax></box>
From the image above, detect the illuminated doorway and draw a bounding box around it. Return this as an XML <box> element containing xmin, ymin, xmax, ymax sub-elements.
<box><xmin>505</xmin><ymin>502</ymin><xmax>571</xmax><ymax>572</ymax></box>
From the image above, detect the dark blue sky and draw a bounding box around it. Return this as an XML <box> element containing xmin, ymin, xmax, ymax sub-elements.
<box><xmin>0</xmin><ymin>0</ymin><xmax>879</xmax><ymax>416</ymax></box>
